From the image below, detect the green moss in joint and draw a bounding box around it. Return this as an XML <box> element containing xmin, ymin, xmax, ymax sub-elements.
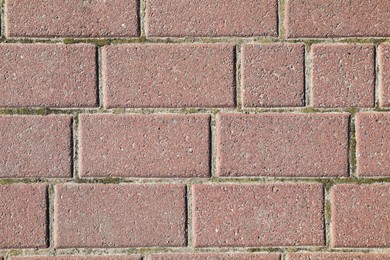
<box><xmin>301</xmin><ymin>107</ymin><xmax>316</xmax><ymax>113</ymax></box>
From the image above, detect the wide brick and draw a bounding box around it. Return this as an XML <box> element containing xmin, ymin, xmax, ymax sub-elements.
<box><xmin>217</xmin><ymin>113</ymin><xmax>349</xmax><ymax>177</ymax></box>
<box><xmin>150</xmin><ymin>253</ymin><xmax>280</xmax><ymax>260</ymax></box>
<box><xmin>146</xmin><ymin>0</ymin><xmax>278</xmax><ymax>37</ymax></box>
<box><xmin>193</xmin><ymin>183</ymin><xmax>325</xmax><ymax>247</ymax></box>
<box><xmin>356</xmin><ymin>113</ymin><xmax>390</xmax><ymax>176</ymax></box>
<box><xmin>286</xmin><ymin>0</ymin><xmax>390</xmax><ymax>38</ymax></box>
<box><xmin>54</xmin><ymin>184</ymin><xmax>186</xmax><ymax>248</ymax></box>
<box><xmin>0</xmin><ymin>44</ymin><xmax>97</xmax><ymax>108</ymax></box>
<box><xmin>102</xmin><ymin>44</ymin><xmax>235</xmax><ymax>108</ymax></box>
<box><xmin>0</xmin><ymin>115</ymin><xmax>72</xmax><ymax>178</ymax></box>
<box><xmin>0</xmin><ymin>184</ymin><xmax>48</xmax><ymax>248</ymax></box>
<box><xmin>79</xmin><ymin>114</ymin><xmax>210</xmax><ymax>178</ymax></box>
<box><xmin>288</xmin><ymin>253</ymin><xmax>390</xmax><ymax>260</ymax></box>
<box><xmin>11</xmin><ymin>256</ymin><xmax>141</xmax><ymax>260</ymax></box>
<box><xmin>331</xmin><ymin>184</ymin><xmax>390</xmax><ymax>247</ymax></box>
<box><xmin>242</xmin><ymin>43</ymin><xmax>305</xmax><ymax>107</ymax></box>
<box><xmin>380</xmin><ymin>44</ymin><xmax>390</xmax><ymax>107</ymax></box>
<box><xmin>312</xmin><ymin>44</ymin><xmax>375</xmax><ymax>108</ymax></box>
<box><xmin>5</xmin><ymin>0</ymin><xmax>138</xmax><ymax>37</ymax></box>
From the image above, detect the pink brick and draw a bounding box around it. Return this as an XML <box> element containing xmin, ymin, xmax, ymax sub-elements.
<box><xmin>312</xmin><ymin>44</ymin><xmax>375</xmax><ymax>108</ymax></box>
<box><xmin>5</xmin><ymin>0</ymin><xmax>139</xmax><ymax>37</ymax></box>
<box><xmin>380</xmin><ymin>44</ymin><xmax>390</xmax><ymax>107</ymax></box>
<box><xmin>11</xmin><ymin>256</ymin><xmax>141</xmax><ymax>260</ymax></box>
<box><xmin>0</xmin><ymin>44</ymin><xmax>97</xmax><ymax>108</ymax></box>
<box><xmin>54</xmin><ymin>184</ymin><xmax>186</xmax><ymax>248</ymax></box>
<box><xmin>288</xmin><ymin>253</ymin><xmax>390</xmax><ymax>260</ymax></box>
<box><xmin>0</xmin><ymin>184</ymin><xmax>48</xmax><ymax>248</ymax></box>
<box><xmin>0</xmin><ymin>115</ymin><xmax>72</xmax><ymax>178</ymax></box>
<box><xmin>242</xmin><ymin>43</ymin><xmax>305</xmax><ymax>107</ymax></box>
<box><xmin>193</xmin><ymin>184</ymin><xmax>325</xmax><ymax>247</ymax></box>
<box><xmin>217</xmin><ymin>113</ymin><xmax>349</xmax><ymax>177</ymax></box>
<box><xmin>150</xmin><ymin>253</ymin><xmax>280</xmax><ymax>260</ymax></box>
<box><xmin>331</xmin><ymin>184</ymin><xmax>390</xmax><ymax>247</ymax></box>
<box><xmin>356</xmin><ymin>112</ymin><xmax>390</xmax><ymax>176</ymax></box>
<box><xmin>79</xmin><ymin>114</ymin><xmax>210</xmax><ymax>178</ymax></box>
<box><xmin>146</xmin><ymin>0</ymin><xmax>278</xmax><ymax>37</ymax></box>
<box><xmin>102</xmin><ymin>44</ymin><xmax>235</xmax><ymax>108</ymax></box>
<box><xmin>286</xmin><ymin>0</ymin><xmax>390</xmax><ymax>38</ymax></box>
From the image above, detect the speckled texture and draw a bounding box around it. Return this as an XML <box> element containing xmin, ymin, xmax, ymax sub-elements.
<box><xmin>193</xmin><ymin>183</ymin><xmax>325</xmax><ymax>247</ymax></box>
<box><xmin>102</xmin><ymin>44</ymin><xmax>235</xmax><ymax>108</ymax></box>
<box><xmin>54</xmin><ymin>184</ymin><xmax>186</xmax><ymax>248</ymax></box>
<box><xmin>0</xmin><ymin>44</ymin><xmax>97</xmax><ymax>108</ymax></box>
<box><xmin>11</xmin><ymin>256</ymin><xmax>141</xmax><ymax>260</ymax></box>
<box><xmin>146</xmin><ymin>0</ymin><xmax>278</xmax><ymax>37</ymax></box>
<box><xmin>288</xmin><ymin>253</ymin><xmax>390</xmax><ymax>260</ymax></box>
<box><xmin>380</xmin><ymin>44</ymin><xmax>390</xmax><ymax>107</ymax></box>
<box><xmin>0</xmin><ymin>115</ymin><xmax>72</xmax><ymax>178</ymax></box>
<box><xmin>79</xmin><ymin>114</ymin><xmax>210</xmax><ymax>177</ymax></box>
<box><xmin>311</xmin><ymin>44</ymin><xmax>375</xmax><ymax>108</ymax></box>
<box><xmin>150</xmin><ymin>253</ymin><xmax>281</xmax><ymax>260</ymax></box>
<box><xmin>331</xmin><ymin>184</ymin><xmax>390</xmax><ymax>248</ymax></box>
<box><xmin>217</xmin><ymin>113</ymin><xmax>349</xmax><ymax>177</ymax></box>
<box><xmin>242</xmin><ymin>43</ymin><xmax>305</xmax><ymax>107</ymax></box>
<box><xmin>0</xmin><ymin>184</ymin><xmax>48</xmax><ymax>248</ymax></box>
<box><xmin>5</xmin><ymin>0</ymin><xmax>139</xmax><ymax>37</ymax></box>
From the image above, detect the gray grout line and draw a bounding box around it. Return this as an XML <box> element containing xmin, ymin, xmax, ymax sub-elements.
<box><xmin>349</xmin><ymin>115</ymin><xmax>357</xmax><ymax>178</ymax></box>
<box><xmin>1</xmin><ymin>0</ymin><xmax>5</xmax><ymax>39</ymax></box>
<box><xmin>278</xmin><ymin>0</ymin><xmax>286</xmax><ymax>40</ymax></box>
<box><xmin>210</xmin><ymin>114</ymin><xmax>217</xmax><ymax>178</ymax></box>
<box><xmin>139</xmin><ymin>0</ymin><xmax>147</xmax><ymax>37</ymax></box>
<box><xmin>72</xmin><ymin>114</ymin><xmax>80</xmax><ymax>180</ymax></box>
<box><xmin>186</xmin><ymin>183</ymin><xmax>194</xmax><ymax>249</ymax></box>
<box><xmin>48</xmin><ymin>184</ymin><xmax>55</xmax><ymax>249</ymax></box>
<box><xmin>235</xmin><ymin>44</ymin><xmax>243</xmax><ymax>109</ymax></box>
<box><xmin>97</xmin><ymin>47</ymin><xmax>104</xmax><ymax>109</ymax></box>
<box><xmin>375</xmin><ymin>44</ymin><xmax>382</xmax><ymax>108</ymax></box>
<box><xmin>324</xmin><ymin>186</ymin><xmax>332</xmax><ymax>248</ymax></box>
<box><xmin>304</xmin><ymin>43</ymin><xmax>313</xmax><ymax>107</ymax></box>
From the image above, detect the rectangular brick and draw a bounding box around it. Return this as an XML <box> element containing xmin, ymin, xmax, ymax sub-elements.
<box><xmin>11</xmin><ymin>256</ymin><xmax>141</xmax><ymax>260</ymax></box>
<box><xmin>288</xmin><ymin>253</ymin><xmax>390</xmax><ymax>260</ymax></box>
<box><xmin>193</xmin><ymin>183</ymin><xmax>325</xmax><ymax>247</ymax></box>
<box><xmin>54</xmin><ymin>184</ymin><xmax>186</xmax><ymax>248</ymax></box>
<box><xmin>0</xmin><ymin>115</ymin><xmax>72</xmax><ymax>178</ymax></box>
<box><xmin>217</xmin><ymin>113</ymin><xmax>349</xmax><ymax>177</ymax></box>
<box><xmin>150</xmin><ymin>253</ymin><xmax>280</xmax><ymax>260</ymax></box>
<box><xmin>102</xmin><ymin>44</ymin><xmax>235</xmax><ymax>108</ymax></box>
<box><xmin>79</xmin><ymin>114</ymin><xmax>210</xmax><ymax>178</ymax></box>
<box><xmin>312</xmin><ymin>44</ymin><xmax>375</xmax><ymax>108</ymax></box>
<box><xmin>286</xmin><ymin>0</ymin><xmax>390</xmax><ymax>38</ymax></box>
<box><xmin>380</xmin><ymin>44</ymin><xmax>390</xmax><ymax>107</ymax></box>
<box><xmin>0</xmin><ymin>44</ymin><xmax>97</xmax><ymax>108</ymax></box>
<box><xmin>331</xmin><ymin>184</ymin><xmax>390</xmax><ymax>247</ymax></box>
<box><xmin>146</xmin><ymin>0</ymin><xmax>278</xmax><ymax>37</ymax></box>
<box><xmin>5</xmin><ymin>0</ymin><xmax>139</xmax><ymax>37</ymax></box>
<box><xmin>0</xmin><ymin>184</ymin><xmax>48</xmax><ymax>248</ymax></box>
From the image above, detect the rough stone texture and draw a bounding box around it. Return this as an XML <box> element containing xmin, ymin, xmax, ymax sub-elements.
<box><xmin>11</xmin><ymin>256</ymin><xmax>141</xmax><ymax>260</ymax></box>
<box><xmin>150</xmin><ymin>253</ymin><xmax>281</xmax><ymax>260</ymax></box>
<box><xmin>217</xmin><ymin>113</ymin><xmax>349</xmax><ymax>177</ymax></box>
<box><xmin>0</xmin><ymin>115</ymin><xmax>72</xmax><ymax>178</ymax></box>
<box><xmin>102</xmin><ymin>44</ymin><xmax>235</xmax><ymax>108</ymax></box>
<box><xmin>242</xmin><ymin>43</ymin><xmax>305</xmax><ymax>107</ymax></box>
<box><xmin>288</xmin><ymin>253</ymin><xmax>390</xmax><ymax>260</ymax></box>
<box><xmin>146</xmin><ymin>0</ymin><xmax>278</xmax><ymax>37</ymax></box>
<box><xmin>54</xmin><ymin>184</ymin><xmax>186</xmax><ymax>248</ymax></box>
<box><xmin>0</xmin><ymin>44</ymin><xmax>97</xmax><ymax>108</ymax></box>
<box><xmin>286</xmin><ymin>0</ymin><xmax>390</xmax><ymax>38</ymax></box>
<box><xmin>0</xmin><ymin>184</ymin><xmax>48</xmax><ymax>248</ymax></box>
<box><xmin>356</xmin><ymin>113</ymin><xmax>390</xmax><ymax>176</ymax></box>
<box><xmin>311</xmin><ymin>44</ymin><xmax>375</xmax><ymax>108</ymax></box>
<box><xmin>193</xmin><ymin>183</ymin><xmax>325</xmax><ymax>247</ymax></box>
<box><xmin>79</xmin><ymin>114</ymin><xmax>210</xmax><ymax>178</ymax></box>
<box><xmin>331</xmin><ymin>184</ymin><xmax>390</xmax><ymax>248</ymax></box>
<box><xmin>5</xmin><ymin>0</ymin><xmax>139</xmax><ymax>37</ymax></box>
<box><xmin>379</xmin><ymin>44</ymin><xmax>390</xmax><ymax>107</ymax></box>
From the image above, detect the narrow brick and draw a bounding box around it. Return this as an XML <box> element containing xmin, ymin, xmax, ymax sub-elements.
<box><xmin>242</xmin><ymin>43</ymin><xmax>305</xmax><ymax>107</ymax></box>
<box><xmin>286</xmin><ymin>0</ymin><xmax>390</xmax><ymax>38</ymax></box>
<box><xmin>102</xmin><ymin>44</ymin><xmax>235</xmax><ymax>108</ymax></box>
<box><xmin>380</xmin><ymin>44</ymin><xmax>390</xmax><ymax>107</ymax></box>
<box><xmin>193</xmin><ymin>184</ymin><xmax>325</xmax><ymax>247</ymax></box>
<box><xmin>312</xmin><ymin>44</ymin><xmax>375</xmax><ymax>108</ymax></box>
<box><xmin>331</xmin><ymin>184</ymin><xmax>390</xmax><ymax>248</ymax></box>
<box><xmin>146</xmin><ymin>0</ymin><xmax>278</xmax><ymax>37</ymax></box>
<box><xmin>54</xmin><ymin>184</ymin><xmax>186</xmax><ymax>248</ymax></box>
<box><xmin>0</xmin><ymin>44</ymin><xmax>97</xmax><ymax>108</ymax></box>
<box><xmin>79</xmin><ymin>114</ymin><xmax>210</xmax><ymax>178</ymax></box>
<box><xmin>11</xmin><ymin>256</ymin><xmax>141</xmax><ymax>260</ymax></box>
<box><xmin>150</xmin><ymin>253</ymin><xmax>280</xmax><ymax>260</ymax></box>
<box><xmin>0</xmin><ymin>115</ymin><xmax>72</xmax><ymax>178</ymax></box>
<box><xmin>0</xmin><ymin>184</ymin><xmax>48</xmax><ymax>248</ymax></box>
<box><xmin>288</xmin><ymin>253</ymin><xmax>390</xmax><ymax>260</ymax></box>
<box><xmin>217</xmin><ymin>113</ymin><xmax>349</xmax><ymax>177</ymax></box>
<box><xmin>5</xmin><ymin>0</ymin><xmax>139</xmax><ymax>37</ymax></box>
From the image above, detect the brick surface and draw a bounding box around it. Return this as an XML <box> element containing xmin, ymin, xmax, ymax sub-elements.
<box><xmin>79</xmin><ymin>114</ymin><xmax>210</xmax><ymax>178</ymax></box>
<box><xmin>0</xmin><ymin>115</ymin><xmax>72</xmax><ymax>178</ymax></box>
<box><xmin>11</xmin><ymin>256</ymin><xmax>141</xmax><ymax>260</ymax></box>
<box><xmin>242</xmin><ymin>43</ymin><xmax>305</xmax><ymax>107</ymax></box>
<box><xmin>150</xmin><ymin>253</ymin><xmax>280</xmax><ymax>260</ymax></box>
<box><xmin>54</xmin><ymin>184</ymin><xmax>186</xmax><ymax>248</ymax></box>
<box><xmin>380</xmin><ymin>44</ymin><xmax>390</xmax><ymax>107</ymax></box>
<box><xmin>331</xmin><ymin>184</ymin><xmax>390</xmax><ymax>247</ymax></box>
<box><xmin>146</xmin><ymin>0</ymin><xmax>278</xmax><ymax>37</ymax></box>
<box><xmin>102</xmin><ymin>44</ymin><xmax>235</xmax><ymax>108</ymax></box>
<box><xmin>5</xmin><ymin>0</ymin><xmax>139</xmax><ymax>37</ymax></box>
<box><xmin>286</xmin><ymin>0</ymin><xmax>390</xmax><ymax>38</ymax></box>
<box><xmin>217</xmin><ymin>113</ymin><xmax>349</xmax><ymax>177</ymax></box>
<box><xmin>288</xmin><ymin>253</ymin><xmax>390</xmax><ymax>260</ymax></box>
<box><xmin>312</xmin><ymin>44</ymin><xmax>375</xmax><ymax>108</ymax></box>
<box><xmin>0</xmin><ymin>184</ymin><xmax>48</xmax><ymax>248</ymax></box>
<box><xmin>0</xmin><ymin>44</ymin><xmax>97</xmax><ymax>108</ymax></box>
<box><xmin>356</xmin><ymin>113</ymin><xmax>390</xmax><ymax>176</ymax></box>
<box><xmin>193</xmin><ymin>183</ymin><xmax>324</xmax><ymax>247</ymax></box>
